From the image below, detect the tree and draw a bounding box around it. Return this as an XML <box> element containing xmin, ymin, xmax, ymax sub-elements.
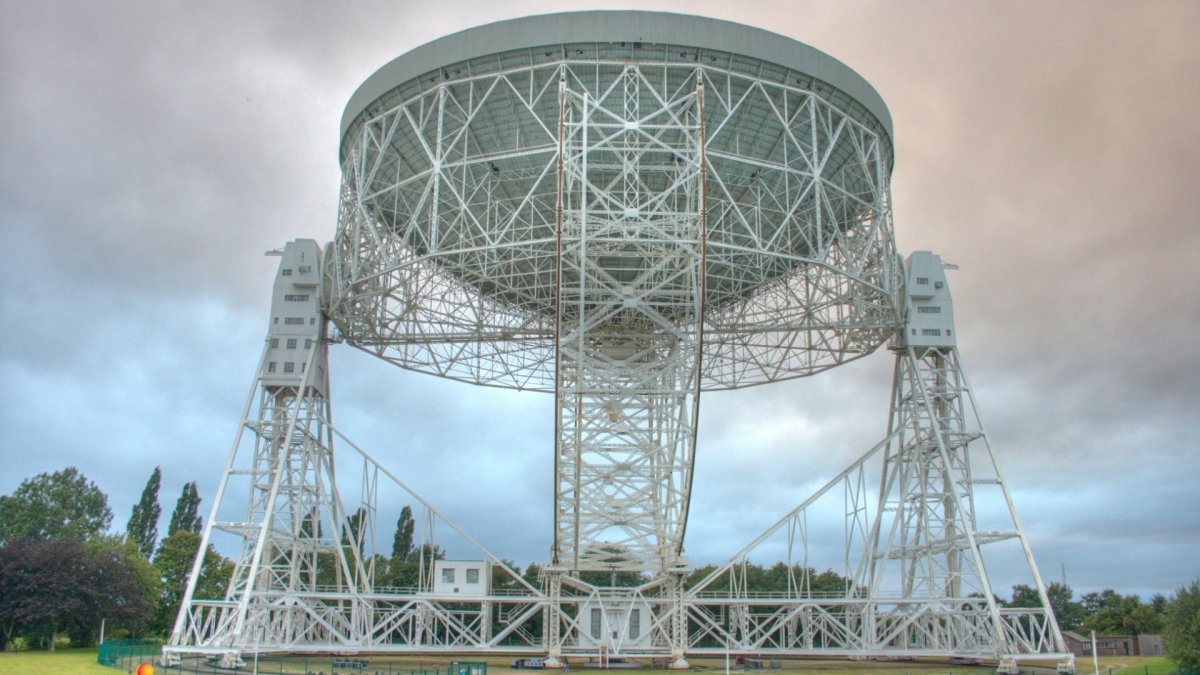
<box><xmin>166</xmin><ymin>482</ymin><xmax>202</xmax><ymax>537</ymax></box>
<box><xmin>0</xmin><ymin>467</ymin><xmax>112</xmax><ymax>543</ymax></box>
<box><xmin>1152</xmin><ymin>593</ymin><xmax>1170</xmax><ymax>615</ymax></box>
<box><xmin>1010</xmin><ymin>582</ymin><xmax>1084</xmax><ymax>631</ymax></box>
<box><xmin>80</xmin><ymin>536</ymin><xmax>161</xmax><ymax>643</ymax></box>
<box><xmin>126</xmin><ymin>467</ymin><xmax>161</xmax><ymax>557</ymax></box>
<box><xmin>490</xmin><ymin>559</ymin><xmax>527</xmax><ymax>594</ymax></box>
<box><xmin>0</xmin><ymin>539</ymin><xmax>149</xmax><ymax>651</ymax></box>
<box><xmin>1125</xmin><ymin>603</ymin><xmax>1165</xmax><ymax>635</ymax></box>
<box><xmin>808</xmin><ymin>568</ymin><xmax>852</xmax><ymax>595</ymax></box>
<box><xmin>1165</xmin><ymin>580</ymin><xmax>1200</xmax><ymax>666</ymax></box>
<box><xmin>1081</xmin><ymin>589</ymin><xmax>1143</xmax><ymax>634</ymax></box>
<box><xmin>378</xmin><ymin>506</ymin><xmax>417</xmax><ymax>589</ymax></box>
<box><xmin>151</xmin><ymin>531</ymin><xmax>233</xmax><ymax>637</ymax></box>
<box><xmin>392</xmin><ymin>506</ymin><xmax>415</xmax><ymax>561</ymax></box>
<box><xmin>376</xmin><ymin>543</ymin><xmax>445</xmax><ymax>590</ymax></box>
<box><xmin>299</xmin><ymin>506</ymin><xmax>322</xmax><ymax>539</ymax></box>
<box><xmin>684</xmin><ymin>562</ymin><xmax>848</xmax><ymax>596</ymax></box>
<box><xmin>341</xmin><ymin>507</ymin><xmax>368</xmax><ymax>555</ymax></box>
<box><xmin>522</xmin><ymin>562</ymin><xmax>544</xmax><ymax>590</ymax></box>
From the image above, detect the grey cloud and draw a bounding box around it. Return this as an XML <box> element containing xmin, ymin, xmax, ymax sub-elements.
<box><xmin>2</xmin><ymin>0</ymin><xmax>1197</xmax><ymax>596</ymax></box>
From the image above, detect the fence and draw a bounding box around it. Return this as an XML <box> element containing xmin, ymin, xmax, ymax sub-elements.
<box><xmin>97</xmin><ymin>639</ymin><xmax>163</xmax><ymax>671</ymax></box>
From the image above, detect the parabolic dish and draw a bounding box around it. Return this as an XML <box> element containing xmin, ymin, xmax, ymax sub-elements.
<box><xmin>325</xmin><ymin>11</ymin><xmax>902</xmax><ymax>391</ymax></box>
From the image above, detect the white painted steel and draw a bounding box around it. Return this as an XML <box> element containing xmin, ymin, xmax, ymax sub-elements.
<box><xmin>679</xmin><ymin>253</ymin><xmax>1071</xmax><ymax>669</ymax></box>
<box><xmin>324</xmin><ymin>15</ymin><xmax>900</xmax><ymax>603</ymax></box>
<box><xmin>168</xmin><ymin>13</ymin><xmax>1068</xmax><ymax>671</ymax></box>
<box><xmin>166</xmin><ymin>245</ymin><xmax>547</xmax><ymax>665</ymax></box>
<box><xmin>168</xmin><ymin>251</ymin><xmax>1071</xmax><ymax>666</ymax></box>
<box><xmin>325</xmin><ymin>14</ymin><xmax>899</xmax><ymax>392</ymax></box>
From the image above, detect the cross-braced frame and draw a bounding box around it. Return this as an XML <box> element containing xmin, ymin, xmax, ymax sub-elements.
<box><xmin>325</xmin><ymin>47</ymin><xmax>898</xmax><ymax>392</ymax></box>
<box><xmin>169</xmin><ymin>13</ymin><xmax>1071</xmax><ymax>673</ymax></box>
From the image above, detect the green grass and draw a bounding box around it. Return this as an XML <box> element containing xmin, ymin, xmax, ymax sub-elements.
<box><xmin>1108</xmin><ymin>656</ymin><xmax>1177</xmax><ymax>675</ymax></box>
<box><xmin>0</xmin><ymin>651</ymin><xmax>996</xmax><ymax>675</ymax></box>
<box><xmin>0</xmin><ymin>650</ymin><xmax>1179</xmax><ymax>675</ymax></box>
<box><xmin>223</xmin><ymin>655</ymin><xmax>997</xmax><ymax>675</ymax></box>
<box><xmin>0</xmin><ymin>648</ymin><xmax>116</xmax><ymax>675</ymax></box>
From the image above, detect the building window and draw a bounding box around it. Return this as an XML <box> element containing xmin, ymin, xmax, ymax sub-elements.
<box><xmin>286</xmin><ymin>338</ymin><xmax>298</xmax><ymax>349</ymax></box>
<box><xmin>442</xmin><ymin>568</ymin><xmax>455</xmax><ymax>584</ymax></box>
<box><xmin>284</xmin><ymin>317</ymin><xmax>304</xmax><ymax>325</ymax></box>
<box><xmin>270</xmin><ymin>338</ymin><xmax>279</xmax><ymax>348</ymax></box>
<box><xmin>305</xmin><ymin>339</ymin><xmax>313</xmax><ymax>349</ymax></box>
<box><xmin>298</xmin><ymin>265</ymin><xmax>312</xmax><ymax>274</ymax></box>
<box><xmin>267</xmin><ymin>362</ymin><xmax>276</xmax><ymax>373</ymax></box>
<box><xmin>284</xmin><ymin>362</ymin><xmax>295</xmax><ymax>373</ymax></box>
<box><xmin>284</xmin><ymin>294</ymin><xmax>309</xmax><ymax>302</ymax></box>
<box><xmin>917</xmin><ymin>306</ymin><xmax>942</xmax><ymax>314</ymax></box>
<box><xmin>591</xmin><ymin>608</ymin><xmax>602</xmax><ymax>639</ymax></box>
<box><xmin>273</xmin><ymin>317</ymin><xmax>279</xmax><ymax>324</ymax></box>
<box><xmin>466</xmin><ymin>568</ymin><xmax>480</xmax><ymax>584</ymax></box>
<box><xmin>921</xmin><ymin>328</ymin><xmax>942</xmax><ymax>336</ymax></box>
<box><xmin>934</xmin><ymin>281</ymin><xmax>944</xmax><ymax>289</ymax></box>
<box><xmin>916</xmin><ymin>277</ymin><xmax>929</xmax><ymax>285</ymax></box>
<box><xmin>309</xmin><ymin>317</ymin><xmax>316</xmax><ymax>325</ymax></box>
<box><xmin>629</xmin><ymin>609</ymin><xmax>640</xmax><ymax>638</ymax></box>
<box><xmin>281</xmin><ymin>269</ymin><xmax>293</xmax><ymax>276</ymax></box>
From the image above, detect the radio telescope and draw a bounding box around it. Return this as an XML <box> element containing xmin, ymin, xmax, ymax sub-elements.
<box><xmin>166</xmin><ymin>12</ymin><xmax>1072</xmax><ymax>673</ymax></box>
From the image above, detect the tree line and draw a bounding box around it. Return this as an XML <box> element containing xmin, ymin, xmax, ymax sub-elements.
<box><xmin>0</xmin><ymin>467</ymin><xmax>230</xmax><ymax>651</ymax></box>
<box><xmin>1</xmin><ymin>467</ymin><xmax>1196</xmax><ymax>666</ymax></box>
<box><xmin>1007</xmin><ymin>580</ymin><xmax>1199</xmax><ymax>663</ymax></box>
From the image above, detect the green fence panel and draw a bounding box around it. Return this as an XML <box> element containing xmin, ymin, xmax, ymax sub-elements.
<box><xmin>98</xmin><ymin>639</ymin><xmax>163</xmax><ymax>669</ymax></box>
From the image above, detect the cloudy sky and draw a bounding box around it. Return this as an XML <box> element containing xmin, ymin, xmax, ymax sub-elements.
<box><xmin>2</xmin><ymin>0</ymin><xmax>1197</xmax><ymax>602</ymax></box>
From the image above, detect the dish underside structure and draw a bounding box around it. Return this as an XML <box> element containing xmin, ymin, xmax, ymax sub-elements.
<box><xmin>165</xmin><ymin>12</ymin><xmax>1072</xmax><ymax>674</ymax></box>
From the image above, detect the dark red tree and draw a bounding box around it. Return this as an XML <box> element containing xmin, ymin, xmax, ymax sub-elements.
<box><xmin>0</xmin><ymin>539</ymin><xmax>149</xmax><ymax>650</ymax></box>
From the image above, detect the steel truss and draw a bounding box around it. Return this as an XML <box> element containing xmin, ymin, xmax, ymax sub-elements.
<box><xmin>325</xmin><ymin>58</ymin><xmax>898</xmax><ymax>392</ymax></box>
<box><xmin>164</xmin><ymin>331</ymin><xmax>551</xmax><ymax>664</ymax></box>
<box><xmin>168</xmin><ymin>33</ymin><xmax>1068</xmax><ymax>673</ymax></box>
<box><xmin>682</xmin><ymin>343</ymin><xmax>1071</xmax><ymax>671</ymax></box>
<box><xmin>165</xmin><ymin>243</ymin><xmax>548</xmax><ymax>666</ymax></box>
<box><xmin>551</xmin><ymin>67</ymin><xmax>705</xmax><ymax>574</ymax></box>
<box><xmin>542</xmin><ymin>67</ymin><xmax>705</xmax><ymax>667</ymax></box>
<box><xmin>169</xmin><ymin>246</ymin><xmax>1071</xmax><ymax>672</ymax></box>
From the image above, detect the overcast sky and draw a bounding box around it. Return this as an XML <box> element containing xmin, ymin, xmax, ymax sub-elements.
<box><xmin>2</xmin><ymin>0</ymin><xmax>1197</xmax><ymax>602</ymax></box>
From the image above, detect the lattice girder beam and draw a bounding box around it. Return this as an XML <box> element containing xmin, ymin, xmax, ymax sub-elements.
<box><xmin>550</xmin><ymin>70</ymin><xmax>706</xmax><ymax>575</ymax></box>
<box><xmin>327</xmin><ymin>51</ymin><xmax>900</xmax><ymax>391</ymax></box>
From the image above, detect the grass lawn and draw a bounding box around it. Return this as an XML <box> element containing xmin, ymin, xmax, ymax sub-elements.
<box><xmin>0</xmin><ymin>648</ymin><xmax>115</xmax><ymax>674</ymax></box>
<box><xmin>0</xmin><ymin>650</ymin><xmax>1180</xmax><ymax>675</ymax></box>
<box><xmin>1095</xmin><ymin>656</ymin><xmax>1176</xmax><ymax>675</ymax></box>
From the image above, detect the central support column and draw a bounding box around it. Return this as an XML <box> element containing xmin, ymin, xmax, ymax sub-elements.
<box><xmin>550</xmin><ymin>69</ymin><xmax>706</xmax><ymax>659</ymax></box>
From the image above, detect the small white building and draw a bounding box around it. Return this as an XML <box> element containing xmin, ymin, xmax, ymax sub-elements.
<box><xmin>432</xmin><ymin>560</ymin><xmax>490</xmax><ymax>596</ymax></box>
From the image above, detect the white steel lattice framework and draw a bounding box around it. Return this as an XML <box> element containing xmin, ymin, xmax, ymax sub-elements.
<box><xmin>680</xmin><ymin>253</ymin><xmax>1069</xmax><ymax>673</ymax></box>
<box><xmin>165</xmin><ymin>12</ymin><xmax>1072</xmax><ymax>673</ymax></box>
